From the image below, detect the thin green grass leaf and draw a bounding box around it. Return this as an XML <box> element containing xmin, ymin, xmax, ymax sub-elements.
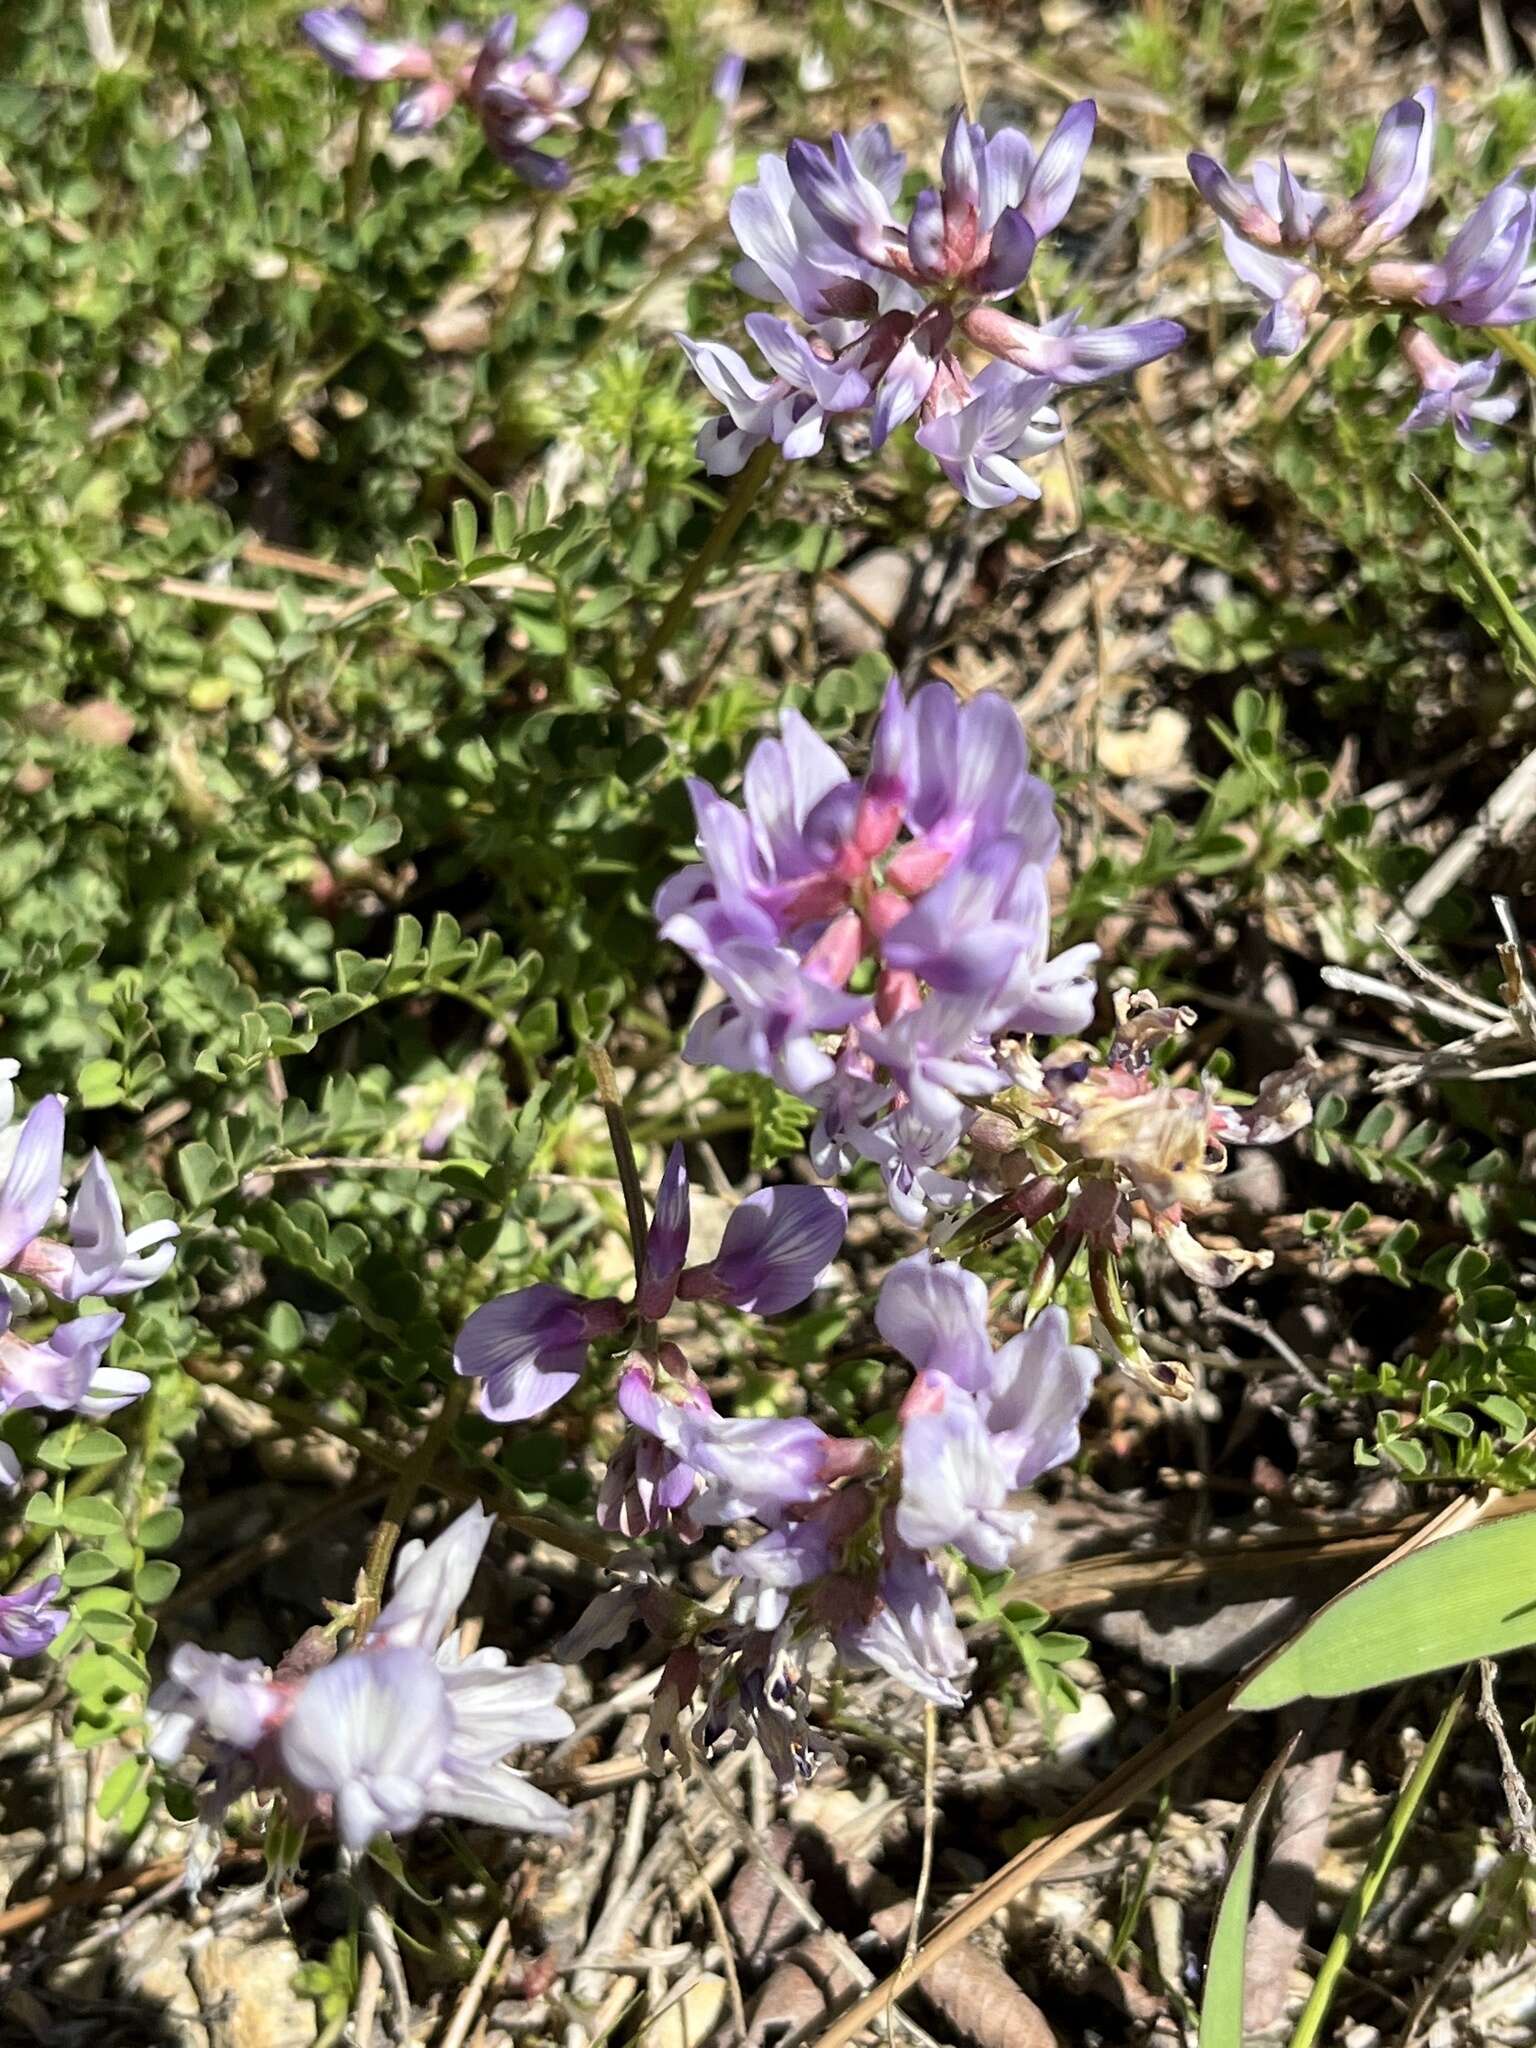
<box><xmin>1287</xmin><ymin>1681</ymin><xmax>1467</xmax><ymax>2048</ymax></box>
<box><xmin>1411</xmin><ymin>475</ymin><xmax>1536</xmax><ymax>679</ymax></box>
<box><xmin>1197</xmin><ymin>1735</ymin><xmax>1300</xmax><ymax>2048</ymax></box>
<box><xmin>1236</xmin><ymin>1511</ymin><xmax>1536</xmax><ymax>1710</ymax></box>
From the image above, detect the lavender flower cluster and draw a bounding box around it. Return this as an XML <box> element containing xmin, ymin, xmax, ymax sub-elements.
<box><xmin>438</xmin><ymin>681</ymin><xmax>1314</xmax><ymax>1764</ymax></box>
<box><xmin>1190</xmin><ymin>87</ymin><xmax>1531</xmax><ymax>449</ymax></box>
<box><xmin>148</xmin><ymin>1504</ymin><xmax>572</xmax><ymax>1876</ymax></box>
<box><xmin>300</xmin><ymin>11</ymin><xmax>1534</xmax><ymax>468</ymax></box>
<box><xmin>302</xmin><ymin>4</ymin><xmax>590</xmax><ymax>186</ymax></box>
<box><xmin>654</xmin><ymin>680</ymin><xmax>1100</xmax><ymax>1225</ymax></box>
<box><xmin>682</xmin><ymin>105</ymin><xmax>1185</xmax><ymax>507</ymax></box>
<box><xmin>460</xmin><ymin>1160</ymin><xmax>1097</xmax><ymax>1765</ymax></box>
<box><xmin>0</xmin><ymin>1065</ymin><xmax>179</xmax><ymax>1664</ymax></box>
<box><xmin>454</xmin><ymin>1140</ymin><xmax>851</xmax><ymax>1540</ymax></box>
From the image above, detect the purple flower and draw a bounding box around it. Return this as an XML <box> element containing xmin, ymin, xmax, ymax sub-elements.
<box><xmin>616</xmin><ymin>113</ymin><xmax>666</xmax><ymax>175</ymax></box>
<box><xmin>915</xmin><ymin>365</ymin><xmax>1062</xmax><ymax>507</ymax></box>
<box><xmin>1189</xmin><ymin>89</ymin><xmax>1433</xmax><ymax>265</ymax></box>
<box><xmin>0</xmin><ymin>1089</ymin><xmax>178</xmax><ymax>1304</ymax></box>
<box><xmin>458</xmin><ymin>1148</ymin><xmax>848</xmax><ymax>1424</ymax></box>
<box><xmin>151</xmin><ymin>1508</ymin><xmax>574</xmax><ymax>1861</ymax></box>
<box><xmin>147</xmin><ymin>1647</ymin><xmax>285</xmax><ymax>1765</ymax></box>
<box><xmin>1187</xmin><ymin>151</ymin><xmax>1327</xmax><ymax>249</ymax></box>
<box><xmin>713</xmin><ymin>1490</ymin><xmax>865</xmax><ymax>1629</ymax></box>
<box><xmin>704</xmin><ymin>1495</ymin><xmax>972</xmax><ymax>1750</ymax></box>
<box><xmin>877</xmin><ymin>1257</ymin><xmax>1096</xmax><ymax>1568</ymax></box>
<box><xmin>683</xmin><ymin>106</ymin><xmax>1183</xmax><ymax>507</ymax></box>
<box><xmin>454</xmin><ymin>1282</ymin><xmax>626</xmax><ymax>1422</ymax></box>
<box><xmin>1377</xmin><ymin>179</ymin><xmax>1536</xmax><ymax>327</ymax></box>
<box><xmin>1345</xmin><ymin>87</ymin><xmax>1437</xmax><ymax>259</ymax></box>
<box><xmin>833</xmin><ymin>1539</ymin><xmax>972</xmax><ymax>1709</ymax></box>
<box><xmin>711</xmin><ymin>53</ymin><xmax>745</xmax><ymax>113</ymax></box>
<box><xmin>601</xmin><ymin>1355</ymin><xmax>836</xmax><ymax>1537</ymax></box>
<box><xmin>959</xmin><ymin>303</ymin><xmax>1188</xmax><ymax>388</ymax></box>
<box><xmin>681</xmin><ymin>939</ymin><xmax>869</xmax><ymax>1099</ymax></box>
<box><xmin>280</xmin><ymin>1646</ymin><xmax>454</xmax><ymax>1848</ymax></box>
<box><xmin>368</xmin><ymin>1500</ymin><xmax>494</xmax><ymax>1652</ymax></box>
<box><xmin>656</xmin><ymin>680</ymin><xmax>1098</xmax><ymax>1220</ymax></box>
<box><xmin>676</xmin><ymin>325</ymin><xmax>872</xmax><ymax>477</ymax></box>
<box><xmin>1399</xmin><ymin>327</ymin><xmax>1519</xmax><ymax>452</ymax></box>
<box><xmin>834</xmin><ymin>1104</ymin><xmax>972</xmax><ymax>1229</ymax></box>
<box><xmin>300</xmin><ymin>9</ymin><xmax>433</xmax><ymax>83</ymax></box>
<box><xmin>1215</xmin><ymin>228</ymin><xmax>1325</xmax><ymax>357</ymax></box>
<box><xmin>0</xmin><ymin>1096</ymin><xmax>64</xmax><ymax>1273</ymax></box>
<box><xmin>472</xmin><ymin>5</ymin><xmax>589</xmax><ymax>186</ymax></box>
<box><xmin>0</xmin><ymin>1574</ymin><xmax>67</xmax><ymax>1663</ymax></box>
<box><xmin>730</xmin><ymin>129</ymin><xmax>917</xmax><ymax>327</ymax></box>
<box><xmin>637</xmin><ymin>1143</ymin><xmax>691</xmax><ymax>1319</ymax></box>
<box><xmin>1185</xmin><ymin>84</ymin><xmax>1529</xmax><ymax>447</ymax></box>
<box><xmin>677</xmin><ymin>1184</ymin><xmax>847</xmax><ymax>1314</ymax></box>
<box><xmin>0</xmin><ymin>1296</ymin><xmax>140</xmax><ymax>1420</ymax></box>
<box><xmin>51</xmin><ymin>1152</ymin><xmax>180</xmax><ymax>1301</ymax></box>
<box><xmin>302</xmin><ymin>6</ymin><xmax>588</xmax><ymax>189</ymax></box>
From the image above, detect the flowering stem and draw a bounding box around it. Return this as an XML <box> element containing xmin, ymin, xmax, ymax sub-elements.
<box><xmin>587</xmin><ymin>1041</ymin><xmax>652</xmax><ymax>1275</ymax></box>
<box><xmin>353</xmin><ymin>1378</ymin><xmax>472</xmax><ymax>1637</ymax></box>
<box><xmin>344</xmin><ymin>87</ymin><xmax>380</xmax><ymax>230</ymax></box>
<box><xmin>625</xmin><ymin>440</ymin><xmax>777</xmax><ymax>700</ymax></box>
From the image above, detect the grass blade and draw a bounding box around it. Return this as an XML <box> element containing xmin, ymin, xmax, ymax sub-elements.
<box><xmin>1411</xmin><ymin>474</ymin><xmax>1536</xmax><ymax>680</ymax></box>
<box><xmin>1197</xmin><ymin>1734</ymin><xmax>1300</xmax><ymax>2048</ymax></box>
<box><xmin>1287</xmin><ymin>1680</ymin><xmax>1468</xmax><ymax>2048</ymax></box>
<box><xmin>1235</xmin><ymin>1509</ymin><xmax>1536</xmax><ymax>1711</ymax></box>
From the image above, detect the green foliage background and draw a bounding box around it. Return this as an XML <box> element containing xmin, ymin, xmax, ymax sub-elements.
<box><xmin>7</xmin><ymin>0</ymin><xmax>1536</xmax><ymax>1883</ymax></box>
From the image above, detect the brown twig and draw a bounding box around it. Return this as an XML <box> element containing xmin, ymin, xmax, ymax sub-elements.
<box><xmin>439</xmin><ymin>1916</ymin><xmax>512</xmax><ymax>2048</ymax></box>
<box><xmin>1476</xmin><ymin>1659</ymin><xmax>1536</xmax><ymax>1859</ymax></box>
<box><xmin>0</xmin><ymin>1847</ymin><xmax>264</xmax><ymax>1939</ymax></box>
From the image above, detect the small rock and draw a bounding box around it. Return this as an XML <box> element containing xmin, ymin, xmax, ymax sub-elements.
<box><xmin>191</xmin><ymin>1932</ymin><xmax>317</xmax><ymax>2048</ymax></box>
<box><xmin>635</xmin><ymin>1973</ymin><xmax>728</xmax><ymax>2048</ymax></box>
<box><xmin>813</xmin><ymin>549</ymin><xmax>910</xmax><ymax>656</ymax></box>
<box><xmin>1047</xmin><ymin>1686</ymin><xmax>1116</xmax><ymax>1764</ymax></box>
<box><xmin>1097</xmin><ymin>706</ymin><xmax>1190</xmax><ymax>782</ymax></box>
<box><xmin>116</xmin><ymin>1915</ymin><xmax>210</xmax><ymax>2048</ymax></box>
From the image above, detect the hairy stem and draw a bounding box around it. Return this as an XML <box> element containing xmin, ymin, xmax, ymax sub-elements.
<box><xmin>626</xmin><ymin>440</ymin><xmax>777</xmax><ymax>701</ymax></box>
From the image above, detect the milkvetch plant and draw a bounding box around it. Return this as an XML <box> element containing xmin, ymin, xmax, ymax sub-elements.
<box><xmin>5</xmin><ymin>11</ymin><xmax>1536</xmax><ymax>2037</ymax></box>
<box><xmin>1190</xmin><ymin>86</ymin><xmax>1531</xmax><ymax>446</ymax></box>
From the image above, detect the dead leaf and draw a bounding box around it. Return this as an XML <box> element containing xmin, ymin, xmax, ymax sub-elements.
<box><xmin>1244</xmin><ymin>1707</ymin><xmax>1351</xmax><ymax>2031</ymax></box>
<box><xmin>636</xmin><ymin>1974</ymin><xmax>728</xmax><ymax>2048</ymax></box>
<box><xmin>726</xmin><ymin>1825</ymin><xmax>808</xmax><ymax>1969</ymax></box>
<box><xmin>799</xmin><ymin>1830</ymin><xmax>1056</xmax><ymax>2048</ymax></box>
<box><xmin>746</xmin><ymin>1961</ymin><xmax>830</xmax><ymax>2048</ymax></box>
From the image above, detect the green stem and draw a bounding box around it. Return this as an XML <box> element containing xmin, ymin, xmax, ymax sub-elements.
<box><xmin>343</xmin><ymin>87</ymin><xmax>379</xmax><ymax>230</ymax></box>
<box><xmin>353</xmin><ymin>1379</ymin><xmax>471</xmax><ymax>1637</ymax></box>
<box><xmin>587</xmin><ymin>1041</ymin><xmax>651</xmax><ymax>1275</ymax></box>
<box><xmin>344</xmin><ymin>87</ymin><xmax>380</xmax><ymax>229</ymax></box>
<box><xmin>1288</xmin><ymin>1678</ymin><xmax>1468</xmax><ymax>2048</ymax></box>
<box><xmin>0</xmin><ymin>1464</ymin><xmax>114</xmax><ymax>1588</ymax></box>
<box><xmin>626</xmin><ymin>440</ymin><xmax>777</xmax><ymax>701</ymax></box>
